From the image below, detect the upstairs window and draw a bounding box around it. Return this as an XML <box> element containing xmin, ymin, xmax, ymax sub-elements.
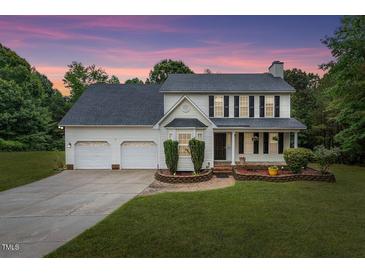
<box><xmin>265</xmin><ymin>96</ymin><xmax>274</xmax><ymax>117</ymax></box>
<box><xmin>214</xmin><ymin>96</ymin><xmax>224</xmax><ymax>117</ymax></box>
<box><xmin>178</xmin><ymin>132</ymin><xmax>192</xmax><ymax>156</ymax></box>
<box><xmin>239</xmin><ymin>96</ymin><xmax>249</xmax><ymax>117</ymax></box>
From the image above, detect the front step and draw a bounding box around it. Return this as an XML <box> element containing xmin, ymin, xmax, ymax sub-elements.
<box><xmin>213</xmin><ymin>165</ymin><xmax>233</xmax><ymax>175</ymax></box>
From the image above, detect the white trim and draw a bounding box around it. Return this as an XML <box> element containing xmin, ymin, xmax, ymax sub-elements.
<box><xmin>61</xmin><ymin>124</ymin><xmax>154</xmax><ymax>128</ymax></box>
<box><xmin>177</xmin><ymin>130</ymin><xmax>193</xmax><ymax>157</ymax></box>
<box><xmin>161</xmin><ymin>90</ymin><xmax>295</xmax><ymax>94</ymax></box>
<box><xmin>120</xmin><ymin>140</ymin><xmax>157</xmax><ymax>145</ymax></box>
<box><xmin>239</xmin><ymin>95</ymin><xmax>249</xmax><ymax>118</ymax></box>
<box><xmin>213</xmin><ymin>128</ymin><xmax>304</xmax><ymax>131</ymax></box>
<box><xmin>165</xmin><ymin>127</ymin><xmax>207</xmax><ymax>129</ymax></box>
<box><xmin>153</xmin><ymin>95</ymin><xmax>216</xmax><ymax>128</ymax></box>
<box><xmin>213</xmin><ymin>95</ymin><xmax>224</xmax><ymax>118</ymax></box>
<box><xmin>231</xmin><ymin>131</ymin><xmax>235</xmax><ymax>165</ymax></box>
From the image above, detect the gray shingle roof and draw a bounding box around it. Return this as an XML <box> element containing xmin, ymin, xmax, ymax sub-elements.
<box><xmin>59</xmin><ymin>84</ymin><xmax>163</xmax><ymax>126</ymax></box>
<box><xmin>160</xmin><ymin>73</ymin><xmax>295</xmax><ymax>93</ymax></box>
<box><xmin>165</xmin><ymin>118</ymin><xmax>207</xmax><ymax>128</ymax></box>
<box><xmin>210</xmin><ymin>118</ymin><xmax>306</xmax><ymax>129</ymax></box>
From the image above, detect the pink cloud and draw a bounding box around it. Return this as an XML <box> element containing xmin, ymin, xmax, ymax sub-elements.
<box><xmin>0</xmin><ymin>19</ymin><xmax>120</xmax><ymax>43</ymax></box>
<box><xmin>32</xmin><ymin>40</ymin><xmax>331</xmax><ymax>95</ymax></box>
<box><xmin>73</xmin><ymin>16</ymin><xmax>195</xmax><ymax>33</ymax></box>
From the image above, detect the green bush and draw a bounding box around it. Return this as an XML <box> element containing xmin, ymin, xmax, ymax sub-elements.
<box><xmin>296</xmin><ymin>147</ymin><xmax>314</xmax><ymax>168</ymax></box>
<box><xmin>189</xmin><ymin>138</ymin><xmax>205</xmax><ymax>174</ymax></box>
<box><xmin>163</xmin><ymin>139</ymin><xmax>179</xmax><ymax>174</ymax></box>
<box><xmin>283</xmin><ymin>148</ymin><xmax>312</xmax><ymax>174</ymax></box>
<box><xmin>313</xmin><ymin>145</ymin><xmax>340</xmax><ymax>174</ymax></box>
<box><xmin>0</xmin><ymin>138</ymin><xmax>27</xmax><ymax>151</ymax></box>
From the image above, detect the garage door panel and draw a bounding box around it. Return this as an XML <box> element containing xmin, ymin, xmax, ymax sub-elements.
<box><xmin>121</xmin><ymin>142</ymin><xmax>157</xmax><ymax>169</ymax></box>
<box><xmin>75</xmin><ymin>141</ymin><xmax>111</xmax><ymax>169</ymax></box>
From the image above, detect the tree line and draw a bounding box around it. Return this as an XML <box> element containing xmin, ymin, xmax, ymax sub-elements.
<box><xmin>0</xmin><ymin>16</ymin><xmax>363</xmax><ymax>163</ymax></box>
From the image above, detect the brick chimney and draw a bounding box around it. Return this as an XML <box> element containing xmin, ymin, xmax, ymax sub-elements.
<box><xmin>268</xmin><ymin>61</ymin><xmax>284</xmax><ymax>79</ymax></box>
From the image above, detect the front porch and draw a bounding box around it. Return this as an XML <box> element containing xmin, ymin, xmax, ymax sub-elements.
<box><xmin>213</xmin><ymin>130</ymin><xmax>298</xmax><ymax>166</ymax></box>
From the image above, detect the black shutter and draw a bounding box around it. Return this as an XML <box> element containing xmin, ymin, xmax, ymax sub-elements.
<box><xmin>249</xmin><ymin>96</ymin><xmax>255</xmax><ymax>117</ymax></box>
<box><xmin>263</xmin><ymin>132</ymin><xmax>269</xmax><ymax>154</ymax></box>
<box><xmin>239</xmin><ymin>132</ymin><xmax>244</xmax><ymax>154</ymax></box>
<box><xmin>275</xmin><ymin>96</ymin><xmax>280</xmax><ymax>117</ymax></box>
<box><xmin>278</xmin><ymin>132</ymin><xmax>284</xmax><ymax>154</ymax></box>
<box><xmin>209</xmin><ymin>96</ymin><xmax>214</xmax><ymax>117</ymax></box>
<box><xmin>224</xmin><ymin>96</ymin><xmax>229</xmax><ymax>117</ymax></box>
<box><xmin>253</xmin><ymin>132</ymin><xmax>259</xmax><ymax>154</ymax></box>
<box><xmin>234</xmin><ymin>96</ymin><xmax>239</xmax><ymax>117</ymax></box>
<box><xmin>260</xmin><ymin>96</ymin><xmax>265</xmax><ymax>117</ymax></box>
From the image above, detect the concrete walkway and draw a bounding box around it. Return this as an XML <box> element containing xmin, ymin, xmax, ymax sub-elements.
<box><xmin>0</xmin><ymin>170</ymin><xmax>154</xmax><ymax>258</ymax></box>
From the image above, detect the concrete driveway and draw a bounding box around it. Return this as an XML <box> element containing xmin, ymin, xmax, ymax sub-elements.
<box><xmin>0</xmin><ymin>170</ymin><xmax>154</xmax><ymax>258</ymax></box>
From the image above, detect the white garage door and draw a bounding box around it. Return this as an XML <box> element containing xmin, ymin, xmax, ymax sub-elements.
<box><xmin>121</xmin><ymin>142</ymin><xmax>157</xmax><ymax>169</ymax></box>
<box><xmin>75</xmin><ymin>141</ymin><xmax>111</xmax><ymax>169</ymax></box>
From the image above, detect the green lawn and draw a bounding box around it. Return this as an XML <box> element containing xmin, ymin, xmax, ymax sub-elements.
<box><xmin>0</xmin><ymin>151</ymin><xmax>64</xmax><ymax>192</ymax></box>
<box><xmin>47</xmin><ymin>164</ymin><xmax>365</xmax><ymax>258</ymax></box>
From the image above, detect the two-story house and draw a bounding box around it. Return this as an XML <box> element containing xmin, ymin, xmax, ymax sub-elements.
<box><xmin>60</xmin><ymin>61</ymin><xmax>306</xmax><ymax>170</ymax></box>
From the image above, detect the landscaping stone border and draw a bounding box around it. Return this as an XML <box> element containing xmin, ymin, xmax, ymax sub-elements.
<box><xmin>233</xmin><ymin>167</ymin><xmax>336</xmax><ymax>182</ymax></box>
<box><xmin>236</xmin><ymin>164</ymin><xmax>288</xmax><ymax>170</ymax></box>
<box><xmin>155</xmin><ymin>169</ymin><xmax>213</xmax><ymax>184</ymax></box>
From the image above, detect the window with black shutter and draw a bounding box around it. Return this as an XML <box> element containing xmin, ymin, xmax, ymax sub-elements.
<box><xmin>259</xmin><ymin>96</ymin><xmax>265</xmax><ymax>117</ymax></box>
<box><xmin>209</xmin><ymin>96</ymin><xmax>214</xmax><ymax>117</ymax></box>
<box><xmin>275</xmin><ymin>96</ymin><xmax>280</xmax><ymax>117</ymax></box>
<box><xmin>253</xmin><ymin>132</ymin><xmax>259</xmax><ymax>154</ymax></box>
<box><xmin>239</xmin><ymin>132</ymin><xmax>244</xmax><ymax>154</ymax></box>
<box><xmin>234</xmin><ymin>96</ymin><xmax>239</xmax><ymax>117</ymax></box>
<box><xmin>263</xmin><ymin>132</ymin><xmax>269</xmax><ymax>154</ymax></box>
<box><xmin>278</xmin><ymin>132</ymin><xmax>284</xmax><ymax>154</ymax></box>
<box><xmin>249</xmin><ymin>96</ymin><xmax>254</xmax><ymax>117</ymax></box>
<box><xmin>224</xmin><ymin>96</ymin><xmax>229</xmax><ymax>117</ymax></box>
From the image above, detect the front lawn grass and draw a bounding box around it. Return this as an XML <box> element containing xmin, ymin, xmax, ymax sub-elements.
<box><xmin>47</xmin><ymin>164</ymin><xmax>365</xmax><ymax>258</ymax></box>
<box><xmin>0</xmin><ymin>151</ymin><xmax>64</xmax><ymax>192</ymax></box>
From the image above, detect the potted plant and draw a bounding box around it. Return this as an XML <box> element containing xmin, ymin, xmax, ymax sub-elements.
<box><xmin>268</xmin><ymin>166</ymin><xmax>279</xmax><ymax>176</ymax></box>
<box><xmin>239</xmin><ymin>155</ymin><xmax>246</xmax><ymax>164</ymax></box>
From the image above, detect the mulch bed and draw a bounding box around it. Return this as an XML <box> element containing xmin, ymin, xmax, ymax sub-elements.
<box><xmin>155</xmin><ymin>169</ymin><xmax>213</xmax><ymax>184</ymax></box>
<box><xmin>233</xmin><ymin>167</ymin><xmax>336</xmax><ymax>182</ymax></box>
<box><xmin>159</xmin><ymin>170</ymin><xmax>204</xmax><ymax>177</ymax></box>
<box><xmin>236</xmin><ymin>167</ymin><xmax>319</xmax><ymax>176</ymax></box>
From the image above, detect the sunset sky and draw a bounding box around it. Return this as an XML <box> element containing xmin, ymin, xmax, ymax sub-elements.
<box><xmin>0</xmin><ymin>16</ymin><xmax>341</xmax><ymax>95</ymax></box>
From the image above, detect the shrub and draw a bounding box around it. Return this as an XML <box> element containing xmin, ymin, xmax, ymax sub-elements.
<box><xmin>283</xmin><ymin>148</ymin><xmax>312</xmax><ymax>174</ymax></box>
<box><xmin>0</xmin><ymin>138</ymin><xmax>27</xmax><ymax>151</ymax></box>
<box><xmin>163</xmin><ymin>139</ymin><xmax>179</xmax><ymax>174</ymax></box>
<box><xmin>53</xmin><ymin>151</ymin><xmax>65</xmax><ymax>170</ymax></box>
<box><xmin>313</xmin><ymin>145</ymin><xmax>340</xmax><ymax>174</ymax></box>
<box><xmin>189</xmin><ymin>138</ymin><xmax>205</xmax><ymax>174</ymax></box>
<box><xmin>296</xmin><ymin>147</ymin><xmax>314</xmax><ymax>168</ymax></box>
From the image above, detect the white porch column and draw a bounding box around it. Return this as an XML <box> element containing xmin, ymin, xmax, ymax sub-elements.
<box><xmin>294</xmin><ymin>132</ymin><xmax>298</xmax><ymax>148</ymax></box>
<box><xmin>231</xmin><ymin>131</ymin><xmax>235</xmax><ymax>165</ymax></box>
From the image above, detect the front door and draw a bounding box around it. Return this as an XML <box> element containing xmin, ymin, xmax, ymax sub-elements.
<box><xmin>214</xmin><ymin>133</ymin><xmax>226</xmax><ymax>160</ymax></box>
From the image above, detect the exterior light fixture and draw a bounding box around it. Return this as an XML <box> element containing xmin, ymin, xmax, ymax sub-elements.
<box><xmin>66</xmin><ymin>142</ymin><xmax>72</xmax><ymax>148</ymax></box>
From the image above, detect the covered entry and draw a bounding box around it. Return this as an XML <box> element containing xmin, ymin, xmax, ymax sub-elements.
<box><xmin>75</xmin><ymin>141</ymin><xmax>112</xmax><ymax>169</ymax></box>
<box><xmin>121</xmin><ymin>141</ymin><xmax>157</xmax><ymax>169</ymax></box>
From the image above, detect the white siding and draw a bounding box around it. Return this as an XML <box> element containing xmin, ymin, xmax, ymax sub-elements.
<box><xmin>159</xmin><ymin>98</ymin><xmax>214</xmax><ymax>171</ymax></box>
<box><xmin>164</xmin><ymin>94</ymin><xmax>209</xmax><ymax>115</ymax></box>
<box><xmin>164</xmin><ymin>93</ymin><xmax>291</xmax><ymax>118</ymax></box>
<box><xmin>65</xmin><ymin>127</ymin><xmax>160</xmax><ymax>168</ymax></box>
<box><xmin>280</xmin><ymin>94</ymin><xmax>291</xmax><ymax>118</ymax></box>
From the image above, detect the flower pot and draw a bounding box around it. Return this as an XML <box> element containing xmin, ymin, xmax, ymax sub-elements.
<box><xmin>268</xmin><ymin>168</ymin><xmax>278</xmax><ymax>176</ymax></box>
